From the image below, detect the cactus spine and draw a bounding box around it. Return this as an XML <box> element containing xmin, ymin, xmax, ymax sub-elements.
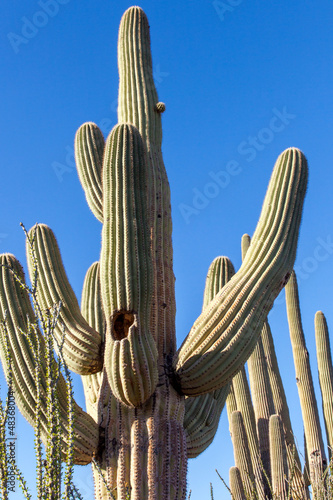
<box><xmin>0</xmin><ymin>6</ymin><xmax>309</xmax><ymax>499</ymax></box>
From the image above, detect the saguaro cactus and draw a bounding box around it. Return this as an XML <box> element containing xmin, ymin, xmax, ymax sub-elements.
<box><xmin>0</xmin><ymin>6</ymin><xmax>308</xmax><ymax>500</ymax></box>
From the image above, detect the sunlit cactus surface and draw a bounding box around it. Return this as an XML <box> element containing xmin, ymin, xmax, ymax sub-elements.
<box><xmin>0</xmin><ymin>6</ymin><xmax>309</xmax><ymax>500</ymax></box>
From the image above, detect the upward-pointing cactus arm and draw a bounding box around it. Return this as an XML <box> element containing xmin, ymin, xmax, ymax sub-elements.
<box><xmin>173</xmin><ymin>148</ymin><xmax>308</xmax><ymax>395</ymax></box>
<box><xmin>26</xmin><ymin>225</ymin><xmax>103</xmax><ymax>375</ymax></box>
<box><xmin>285</xmin><ymin>271</ymin><xmax>326</xmax><ymax>475</ymax></box>
<box><xmin>75</xmin><ymin>122</ymin><xmax>104</xmax><ymax>223</ymax></box>
<box><xmin>101</xmin><ymin>123</ymin><xmax>158</xmax><ymax>408</ymax></box>
<box><xmin>0</xmin><ymin>254</ymin><xmax>99</xmax><ymax>464</ymax></box>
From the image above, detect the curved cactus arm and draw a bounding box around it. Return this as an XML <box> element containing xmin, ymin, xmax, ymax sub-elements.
<box><xmin>26</xmin><ymin>224</ymin><xmax>103</xmax><ymax>375</ymax></box>
<box><xmin>315</xmin><ymin>311</ymin><xmax>333</xmax><ymax>456</ymax></box>
<box><xmin>185</xmin><ymin>388</ymin><xmax>229</xmax><ymax>459</ymax></box>
<box><xmin>173</xmin><ymin>148</ymin><xmax>308</xmax><ymax>396</ymax></box>
<box><xmin>75</xmin><ymin>122</ymin><xmax>104</xmax><ymax>222</ymax></box>
<box><xmin>101</xmin><ymin>123</ymin><xmax>158</xmax><ymax>408</ymax></box>
<box><xmin>285</xmin><ymin>271</ymin><xmax>327</xmax><ymax>479</ymax></box>
<box><xmin>269</xmin><ymin>415</ymin><xmax>289</xmax><ymax>500</ymax></box>
<box><xmin>118</xmin><ymin>7</ymin><xmax>176</xmax><ymax>361</ymax></box>
<box><xmin>0</xmin><ymin>254</ymin><xmax>99</xmax><ymax>464</ymax></box>
<box><xmin>185</xmin><ymin>257</ymin><xmax>234</xmax><ymax>457</ymax></box>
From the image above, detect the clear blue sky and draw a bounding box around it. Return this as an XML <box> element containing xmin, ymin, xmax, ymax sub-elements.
<box><xmin>1</xmin><ymin>0</ymin><xmax>333</xmax><ymax>498</ymax></box>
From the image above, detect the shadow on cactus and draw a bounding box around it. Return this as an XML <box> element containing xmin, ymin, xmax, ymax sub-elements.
<box><xmin>0</xmin><ymin>6</ymin><xmax>309</xmax><ymax>500</ymax></box>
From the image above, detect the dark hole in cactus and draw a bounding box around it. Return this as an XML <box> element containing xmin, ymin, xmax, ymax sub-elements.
<box><xmin>112</xmin><ymin>311</ymin><xmax>134</xmax><ymax>340</ymax></box>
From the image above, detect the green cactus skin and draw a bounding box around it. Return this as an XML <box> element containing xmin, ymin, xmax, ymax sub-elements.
<box><xmin>315</xmin><ymin>311</ymin><xmax>333</xmax><ymax>457</ymax></box>
<box><xmin>173</xmin><ymin>148</ymin><xmax>308</xmax><ymax>395</ymax></box>
<box><xmin>185</xmin><ymin>257</ymin><xmax>234</xmax><ymax>458</ymax></box>
<box><xmin>100</xmin><ymin>123</ymin><xmax>158</xmax><ymax>408</ymax></box>
<box><xmin>0</xmin><ymin>254</ymin><xmax>99</xmax><ymax>464</ymax></box>
<box><xmin>26</xmin><ymin>224</ymin><xmax>103</xmax><ymax>375</ymax></box>
<box><xmin>118</xmin><ymin>6</ymin><xmax>176</xmax><ymax>362</ymax></box>
<box><xmin>75</xmin><ymin>122</ymin><xmax>104</xmax><ymax>222</ymax></box>
<box><xmin>229</xmin><ymin>466</ymin><xmax>246</xmax><ymax>500</ymax></box>
<box><xmin>0</xmin><ymin>6</ymin><xmax>310</xmax><ymax>499</ymax></box>
<box><xmin>230</xmin><ymin>411</ymin><xmax>256</xmax><ymax>498</ymax></box>
<box><xmin>269</xmin><ymin>415</ymin><xmax>289</xmax><ymax>500</ymax></box>
<box><xmin>285</xmin><ymin>271</ymin><xmax>327</xmax><ymax>480</ymax></box>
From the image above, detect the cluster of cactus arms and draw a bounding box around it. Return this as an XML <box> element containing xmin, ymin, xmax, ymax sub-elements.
<box><xmin>0</xmin><ymin>6</ymin><xmax>310</xmax><ymax>500</ymax></box>
<box><xmin>220</xmin><ymin>236</ymin><xmax>333</xmax><ymax>499</ymax></box>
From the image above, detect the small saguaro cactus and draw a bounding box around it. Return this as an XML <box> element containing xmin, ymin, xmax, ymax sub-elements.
<box><xmin>0</xmin><ymin>6</ymin><xmax>308</xmax><ymax>500</ymax></box>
